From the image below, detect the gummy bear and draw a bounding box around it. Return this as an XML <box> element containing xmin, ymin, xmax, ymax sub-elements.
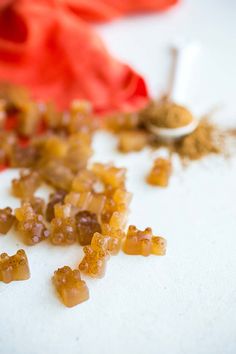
<box><xmin>43</xmin><ymin>101</ymin><xmax>64</xmax><ymax>130</ymax></box>
<box><xmin>79</xmin><ymin>244</ymin><xmax>108</xmax><ymax>278</ymax></box>
<box><xmin>64</xmin><ymin>133</ymin><xmax>93</xmax><ymax>172</ymax></box>
<box><xmin>65</xmin><ymin>192</ymin><xmax>106</xmax><ymax>222</ymax></box>
<box><xmin>92</xmin><ymin>163</ymin><xmax>126</xmax><ymax>188</ymax></box>
<box><xmin>105</xmin><ymin>112</ymin><xmax>140</xmax><ymax>133</ymax></box>
<box><xmin>45</xmin><ymin>190</ymin><xmax>67</xmax><ymax>222</ymax></box>
<box><xmin>68</xmin><ymin>99</ymin><xmax>95</xmax><ymax>134</ymax></box>
<box><xmin>76</xmin><ymin>210</ymin><xmax>101</xmax><ymax>246</ymax></box>
<box><xmin>43</xmin><ymin>136</ymin><xmax>68</xmax><ymax>160</ymax></box>
<box><xmin>50</xmin><ymin>217</ymin><xmax>77</xmax><ymax>245</ymax></box>
<box><xmin>147</xmin><ymin>158</ymin><xmax>172</xmax><ymax>187</ymax></box>
<box><xmin>93</xmin><ymin>229</ymin><xmax>124</xmax><ymax>255</ymax></box>
<box><xmin>123</xmin><ymin>225</ymin><xmax>153</xmax><ymax>256</ymax></box>
<box><xmin>53</xmin><ymin>266</ymin><xmax>89</xmax><ymax>307</ymax></box>
<box><xmin>0</xmin><ymin>131</ymin><xmax>17</xmax><ymax>165</ymax></box>
<box><xmin>24</xmin><ymin>197</ymin><xmax>45</xmax><ymax>215</ymax></box>
<box><xmin>65</xmin><ymin>191</ymin><xmax>91</xmax><ymax>210</ymax></box>
<box><xmin>40</xmin><ymin>160</ymin><xmax>74</xmax><ymax>191</ymax></box>
<box><xmin>17</xmin><ymin>101</ymin><xmax>40</xmax><ymax>137</ymax></box>
<box><xmin>9</xmin><ymin>145</ymin><xmax>40</xmax><ymax>168</ymax></box>
<box><xmin>152</xmin><ymin>236</ymin><xmax>167</xmax><ymax>256</ymax></box>
<box><xmin>0</xmin><ymin>249</ymin><xmax>30</xmax><ymax>283</ymax></box>
<box><xmin>72</xmin><ymin>169</ymin><xmax>100</xmax><ymax>193</ymax></box>
<box><xmin>118</xmin><ymin>130</ymin><xmax>149</xmax><ymax>153</ymax></box>
<box><xmin>54</xmin><ymin>203</ymin><xmax>73</xmax><ymax>219</ymax></box>
<box><xmin>102</xmin><ymin>188</ymin><xmax>131</xmax><ymax>227</ymax></box>
<box><xmin>102</xmin><ymin>224</ymin><xmax>125</xmax><ymax>255</ymax></box>
<box><xmin>15</xmin><ymin>202</ymin><xmax>50</xmax><ymax>245</ymax></box>
<box><xmin>109</xmin><ymin>203</ymin><xmax>128</xmax><ymax>230</ymax></box>
<box><xmin>0</xmin><ymin>207</ymin><xmax>15</xmax><ymax>235</ymax></box>
<box><xmin>123</xmin><ymin>225</ymin><xmax>167</xmax><ymax>257</ymax></box>
<box><xmin>12</xmin><ymin>170</ymin><xmax>41</xmax><ymax>199</ymax></box>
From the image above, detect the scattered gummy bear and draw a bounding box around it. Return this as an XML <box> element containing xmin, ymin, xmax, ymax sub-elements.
<box><xmin>0</xmin><ymin>249</ymin><xmax>30</xmax><ymax>283</ymax></box>
<box><xmin>92</xmin><ymin>163</ymin><xmax>126</xmax><ymax>189</ymax></box>
<box><xmin>65</xmin><ymin>191</ymin><xmax>106</xmax><ymax>223</ymax></box>
<box><xmin>12</xmin><ymin>169</ymin><xmax>41</xmax><ymax>198</ymax></box>
<box><xmin>123</xmin><ymin>225</ymin><xmax>167</xmax><ymax>257</ymax></box>
<box><xmin>50</xmin><ymin>217</ymin><xmax>77</xmax><ymax>245</ymax></box>
<box><xmin>46</xmin><ymin>190</ymin><xmax>67</xmax><ymax>222</ymax></box>
<box><xmin>76</xmin><ymin>210</ymin><xmax>101</xmax><ymax>246</ymax></box>
<box><xmin>146</xmin><ymin>158</ymin><xmax>172</xmax><ymax>187</ymax></box>
<box><xmin>53</xmin><ymin>266</ymin><xmax>89</xmax><ymax>307</ymax></box>
<box><xmin>152</xmin><ymin>236</ymin><xmax>167</xmax><ymax>256</ymax></box>
<box><xmin>79</xmin><ymin>243</ymin><xmax>109</xmax><ymax>278</ymax></box>
<box><xmin>100</xmin><ymin>226</ymin><xmax>125</xmax><ymax>255</ymax></box>
<box><xmin>118</xmin><ymin>130</ymin><xmax>149</xmax><ymax>153</ymax></box>
<box><xmin>0</xmin><ymin>207</ymin><xmax>15</xmax><ymax>234</ymax></box>
<box><xmin>24</xmin><ymin>196</ymin><xmax>45</xmax><ymax>215</ymax></box>
<box><xmin>15</xmin><ymin>202</ymin><xmax>50</xmax><ymax>245</ymax></box>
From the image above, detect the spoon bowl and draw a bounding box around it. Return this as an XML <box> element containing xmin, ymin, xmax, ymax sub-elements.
<box><xmin>147</xmin><ymin>116</ymin><xmax>199</xmax><ymax>141</ymax></box>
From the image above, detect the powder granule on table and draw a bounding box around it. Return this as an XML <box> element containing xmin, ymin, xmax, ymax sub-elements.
<box><xmin>173</xmin><ymin>119</ymin><xmax>225</xmax><ymax>160</ymax></box>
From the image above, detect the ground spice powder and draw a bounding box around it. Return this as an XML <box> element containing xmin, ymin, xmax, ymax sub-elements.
<box><xmin>173</xmin><ymin>119</ymin><xmax>224</xmax><ymax>160</ymax></box>
<box><xmin>141</xmin><ymin>100</ymin><xmax>193</xmax><ymax>129</ymax></box>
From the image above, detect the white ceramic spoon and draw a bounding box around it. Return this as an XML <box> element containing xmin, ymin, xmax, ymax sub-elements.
<box><xmin>147</xmin><ymin>41</ymin><xmax>200</xmax><ymax>140</ymax></box>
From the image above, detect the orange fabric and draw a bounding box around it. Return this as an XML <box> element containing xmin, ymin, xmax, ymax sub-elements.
<box><xmin>0</xmin><ymin>0</ymin><xmax>178</xmax><ymax>112</ymax></box>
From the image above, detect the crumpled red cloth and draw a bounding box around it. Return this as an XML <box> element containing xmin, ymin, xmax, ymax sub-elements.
<box><xmin>0</xmin><ymin>0</ymin><xmax>178</xmax><ymax>112</ymax></box>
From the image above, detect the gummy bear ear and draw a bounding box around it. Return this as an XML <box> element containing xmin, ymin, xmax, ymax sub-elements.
<box><xmin>0</xmin><ymin>5</ymin><xmax>28</xmax><ymax>44</ymax></box>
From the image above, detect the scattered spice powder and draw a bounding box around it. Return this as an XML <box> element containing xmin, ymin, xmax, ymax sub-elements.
<box><xmin>173</xmin><ymin>119</ymin><xmax>225</xmax><ymax>160</ymax></box>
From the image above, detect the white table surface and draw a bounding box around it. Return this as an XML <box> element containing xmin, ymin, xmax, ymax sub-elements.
<box><xmin>0</xmin><ymin>1</ymin><xmax>236</xmax><ymax>353</ymax></box>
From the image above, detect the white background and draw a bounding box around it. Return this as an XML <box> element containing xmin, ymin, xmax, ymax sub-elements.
<box><xmin>0</xmin><ymin>0</ymin><xmax>236</xmax><ymax>353</ymax></box>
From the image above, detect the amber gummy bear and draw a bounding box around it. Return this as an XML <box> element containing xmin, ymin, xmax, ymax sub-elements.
<box><xmin>43</xmin><ymin>102</ymin><xmax>64</xmax><ymax>130</ymax></box>
<box><xmin>15</xmin><ymin>202</ymin><xmax>50</xmax><ymax>245</ymax></box>
<box><xmin>43</xmin><ymin>136</ymin><xmax>68</xmax><ymax>159</ymax></box>
<box><xmin>93</xmin><ymin>229</ymin><xmax>124</xmax><ymax>255</ymax></box>
<box><xmin>72</xmin><ymin>169</ymin><xmax>100</xmax><ymax>193</ymax></box>
<box><xmin>79</xmin><ymin>237</ymin><xmax>109</xmax><ymax>279</ymax></box>
<box><xmin>45</xmin><ymin>190</ymin><xmax>67</xmax><ymax>222</ymax></box>
<box><xmin>76</xmin><ymin>210</ymin><xmax>101</xmax><ymax>246</ymax></box>
<box><xmin>65</xmin><ymin>133</ymin><xmax>93</xmax><ymax>172</ymax></box>
<box><xmin>0</xmin><ymin>207</ymin><xmax>15</xmax><ymax>234</ymax></box>
<box><xmin>50</xmin><ymin>217</ymin><xmax>77</xmax><ymax>245</ymax></box>
<box><xmin>53</xmin><ymin>266</ymin><xmax>89</xmax><ymax>307</ymax></box>
<box><xmin>105</xmin><ymin>112</ymin><xmax>140</xmax><ymax>133</ymax></box>
<box><xmin>123</xmin><ymin>225</ymin><xmax>153</xmax><ymax>256</ymax></box>
<box><xmin>68</xmin><ymin>99</ymin><xmax>95</xmax><ymax>134</ymax></box>
<box><xmin>65</xmin><ymin>191</ymin><xmax>106</xmax><ymax>223</ymax></box>
<box><xmin>40</xmin><ymin>160</ymin><xmax>74</xmax><ymax>191</ymax></box>
<box><xmin>118</xmin><ymin>130</ymin><xmax>149</xmax><ymax>153</ymax></box>
<box><xmin>152</xmin><ymin>236</ymin><xmax>167</xmax><ymax>256</ymax></box>
<box><xmin>123</xmin><ymin>225</ymin><xmax>167</xmax><ymax>257</ymax></box>
<box><xmin>17</xmin><ymin>101</ymin><xmax>40</xmax><ymax>137</ymax></box>
<box><xmin>12</xmin><ymin>170</ymin><xmax>41</xmax><ymax>199</ymax></box>
<box><xmin>24</xmin><ymin>196</ymin><xmax>45</xmax><ymax>215</ymax></box>
<box><xmin>92</xmin><ymin>163</ymin><xmax>126</xmax><ymax>189</ymax></box>
<box><xmin>9</xmin><ymin>145</ymin><xmax>40</xmax><ymax>168</ymax></box>
<box><xmin>147</xmin><ymin>158</ymin><xmax>172</xmax><ymax>187</ymax></box>
<box><xmin>0</xmin><ymin>131</ymin><xmax>17</xmax><ymax>165</ymax></box>
<box><xmin>0</xmin><ymin>249</ymin><xmax>30</xmax><ymax>283</ymax></box>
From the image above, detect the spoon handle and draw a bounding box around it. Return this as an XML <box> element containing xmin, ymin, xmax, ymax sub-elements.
<box><xmin>168</xmin><ymin>41</ymin><xmax>200</xmax><ymax>104</ymax></box>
